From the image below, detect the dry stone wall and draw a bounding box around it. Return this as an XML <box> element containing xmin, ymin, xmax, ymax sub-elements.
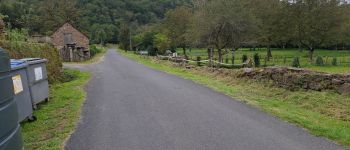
<box><xmin>239</xmin><ymin>67</ymin><xmax>350</xmax><ymax>94</ymax></box>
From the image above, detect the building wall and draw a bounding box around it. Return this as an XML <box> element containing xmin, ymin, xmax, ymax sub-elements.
<box><xmin>51</xmin><ymin>23</ymin><xmax>89</xmax><ymax>50</ymax></box>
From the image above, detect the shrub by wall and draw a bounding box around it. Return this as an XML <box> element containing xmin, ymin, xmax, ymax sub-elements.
<box><xmin>292</xmin><ymin>57</ymin><xmax>301</xmax><ymax>68</ymax></box>
<box><xmin>90</xmin><ymin>45</ymin><xmax>103</xmax><ymax>57</ymax></box>
<box><xmin>242</xmin><ymin>54</ymin><xmax>248</xmax><ymax>63</ymax></box>
<box><xmin>332</xmin><ymin>57</ymin><xmax>337</xmax><ymax>66</ymax></box>
<box><xmin>0</xmin><ymin>40</ymin><xmax>63</xmax><ymax>83</ymax></box>
<box><xmin>316</xmin><ymin>56</ymin><xmax>324</xmax><ymax>66</ymax></box>
<box><xmin>253</xmin><ymin>53</ymin><xmax>260</xmax><ymax>67</ymax></box>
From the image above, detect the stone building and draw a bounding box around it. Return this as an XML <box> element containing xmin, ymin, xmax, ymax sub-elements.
<box><xmin>51</xmin><ymin>23</ymin><xmax>90</xmax><ymax>62</ymax></box>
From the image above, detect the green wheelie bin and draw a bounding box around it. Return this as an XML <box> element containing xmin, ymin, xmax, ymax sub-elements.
<box><xmin>0</xmin><ymin>49</ymin><xmax>24</xmax><ymax>150</ymax></box>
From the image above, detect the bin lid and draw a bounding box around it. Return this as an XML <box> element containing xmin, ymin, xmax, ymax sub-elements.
<box><xmin>0</xmin><ymin>48</ymin><xmax>11</xmax><ymax>73</ymax></box>
<box><xmin>21</xmin><ymin>58</ymin><xmax>48</xmax><ymax>64</ymax></box>
<box><xmin>10</xmin><ymin>59</ymin><xmax>28</xmax><ymax>70</ymax></box>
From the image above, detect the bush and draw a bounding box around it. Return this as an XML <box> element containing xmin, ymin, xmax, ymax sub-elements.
<box><xmin>292</xmin><ymin>57</ymin><xmax>301</xmax><ymax>68</ymax></box>
<box><xmin>0</xmin><ymin>40</ymin><xmax>62</xmax><ymax>83</ymax></box>
<box><xmin>147</xmin><ymin>46</ymin><xmax>157</xmax><ymax>56</ymax></box>
<box><xmin>332</xmin><ymin>57</ymin><xmax>337</xmax><ymax>66</ymax></box>
<box><xmin>153</xmin><ymin>33</ymin><xmax>171</xmax><ymax>55</ymax></box>
<box><xmin>197</xmin><ymin>56</ymin><xmax>201</xmax><ymax>66</ymax></box>
<box><xmin>315</xmin><ymin>56</ymin><xmax>324</xmax><ymax>66</ymax></box>
<box><xmin>253</xmin><ymin>53</ymin><xmax>260</xmax><ymax>67</ymax></box>
<box><xmin>242</xmin><ymin>54</ymin><xmax>248</xmax><ymax>63</ymax></box>
<box><xmin>90</xmin><ymin>45</ymin><xmax>102</xmax><ymax>57</ymax></box>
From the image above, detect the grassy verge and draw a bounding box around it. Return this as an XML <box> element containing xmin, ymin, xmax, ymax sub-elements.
<box><xmin>118</xmin><ymin>50</ymin><xmax>350</xmax><ymax>149</ymax></box>
<box><xmin>21</xmin><ymin>69</ymin><xmax>90</xmax><ymax>150</ymax></box>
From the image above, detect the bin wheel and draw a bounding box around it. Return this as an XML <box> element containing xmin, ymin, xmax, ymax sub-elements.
<box><xmin>33</xmin><ymin>104</ymin><xmax>38</xmax><ymax>110</ymax></box>
<box><xmin>28</xmin><ymin>116</ymin><xmax>37</xmax><ymax>122</ymax></box>
<box><xmin>45</xmin><ymin>98</ymin><xmax>49</xmax><ymax>102</ymax></box>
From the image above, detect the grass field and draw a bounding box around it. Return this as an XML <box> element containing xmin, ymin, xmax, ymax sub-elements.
<box><xmin>119</xmin><ymin>50</ymin><xmax>350</xmax><ymax>149</ymax></box>
<box><xmin>178</xmin><ymin>48</ymin><xmax>350</xmax><ymax>73</ymax></box>
<box><xmin>21</xmin><ymin>69</ymin><xmax>90</xmax><ymax>150</ymax></box>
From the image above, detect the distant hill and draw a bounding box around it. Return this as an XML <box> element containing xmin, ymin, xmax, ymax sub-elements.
<box><xmin>0</xmin><ymin>0</ymin><xmax>191</xmax><ymax>43</ymax></box>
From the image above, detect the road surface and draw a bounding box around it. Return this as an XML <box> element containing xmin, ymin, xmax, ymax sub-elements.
<box><xmin>65</xmin><ymin>49</ymin><xmax>345</xmax><ymax>150</ymax></box>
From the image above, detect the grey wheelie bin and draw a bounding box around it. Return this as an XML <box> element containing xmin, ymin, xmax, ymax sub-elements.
<box><xmin>10</xmin><ymin>59</ymin><xmax>36</xmax><ymax>122</ymax></box>
<box><xmin>21</xmin><ymin>58</ymin><xmax>49</xmax><ymax>109</ymax></box>
<box><xmin>0</xmin><ymin>49</ymin><xmax>24</xmax><ymax>150</ymax></box>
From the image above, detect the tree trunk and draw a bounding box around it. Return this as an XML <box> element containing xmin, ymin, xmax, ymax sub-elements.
<box><xmin>218</xmin><ymin>49</ymin><xmax>223</xmax><ymax>67</ymax></box>
<box><xmin>232</xmin><ymin>48</ymin><xmax>236</xmax><ymax>65</ymax></box>
<box><xmin>207</xmin><ymin>48</ymin><xmax>211</xmax><ymax>59</ymax></box>
<box><xmin>267</xmin><ymin>46</ymin><xmax>272</xmax><ymax>61</ymax></box>
<box><xmin>183</xmin><ymin>47</ymin><xmax>187</xmax><ymax>57</ymax></box>
<box><xmin>208</xmin><ymin>48</ymin><xmax>213</xmax><ymax>67</ymax></box>
<box><xmin>309</xmin><ymin>48</ymin><xmax>314</xmax><ymax>61</ymax></box>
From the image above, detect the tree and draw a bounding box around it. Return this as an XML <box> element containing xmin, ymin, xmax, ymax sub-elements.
<box><xmin>38</xmin><ymin>0</ymin><xmax>81</xmax><ymax>34</ymax></box>
<box><xmin>0</xmin><ymin>0</ymin><xmax>191</xmax><ymax>42</ymax></box>
<box><xmin>249</xmin><ymin>0</ymin><xmax>285</xmax><ymax>61</ymax></box>
<box><xmin>119</xmin><ymin>23</ymin><xmax>131</xmax><ymax>51</ymax></box>
<box><xmin>327</xmin><ymin>4</ymin><xmax>350</xmax><ymax>50</ymax></box>
<box><xmin>153</xmin><ymin>33</ymin><xmax>171</xmax><ymax>54</ymax></box>
<box><xmin>162</xmin><ymin>6</ymin><xmax>193</xmax><ymax>56</ymax></box>
<box><xmin>96</xmin><ymin>29</ymin><xmax>107</xmax><ymax>45</ymax></box>
<box><xmin>191</xmin><ymin>0</ymin><xmax>256</xmax><ymax>64</ymax></box>
<box><xmin>289</xmin><ymin>0</ymin><xmax>344</xmax><ymax>61</ymax></box>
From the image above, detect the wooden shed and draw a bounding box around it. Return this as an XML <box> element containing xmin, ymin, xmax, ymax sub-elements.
<box><xmin>51</xmin><ymin>23</ymin><xmax>90</xmax><ymax>62</ymax></box>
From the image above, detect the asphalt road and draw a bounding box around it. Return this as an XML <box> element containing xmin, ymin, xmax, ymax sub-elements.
<box><xmin>65</xmin><ymin>49</ymin><xmax>345</xmax><ymax>150</ymax></box>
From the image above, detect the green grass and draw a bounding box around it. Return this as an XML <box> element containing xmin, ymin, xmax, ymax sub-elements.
<box><xmin>118</xmin><ymin>49</ymin><xmax>350</xmax><ymax>149</ymax></box>
<box><xmin>21</xmin><ymin>69</ymin><xmax>91</xmax><ymax>150</ymax></box>
<box><xmin>307</xmin><ymin>65</ymin><xmax>350</xmax><ymax>74</ymax></box>
<box><xmin>179</xmin><ymin>48</ymin><xmax>350</xmax><ymax>74</ymax></box>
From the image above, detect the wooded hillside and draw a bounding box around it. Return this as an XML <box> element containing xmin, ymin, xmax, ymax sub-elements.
<box><xmin>0</xmin><ymin>0</ymin><xmax>190</xmax><ymax>43</ymax></box>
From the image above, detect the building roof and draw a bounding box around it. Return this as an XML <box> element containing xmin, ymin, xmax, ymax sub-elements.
<box><xmin>52</xmin><ymin>23</ymin><xmax>89</xmax><ymax>40</ymax></box>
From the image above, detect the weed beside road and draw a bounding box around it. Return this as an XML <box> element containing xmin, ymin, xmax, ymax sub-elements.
<box><xmin>119</xmin><ymin>50</ymin><xmax>350</xmax><ymax>149</ymax></box>
<box><xmin>21</xmin><ymin>69</ymin><xmax>90</xmax><ymax>150</ymax></box>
